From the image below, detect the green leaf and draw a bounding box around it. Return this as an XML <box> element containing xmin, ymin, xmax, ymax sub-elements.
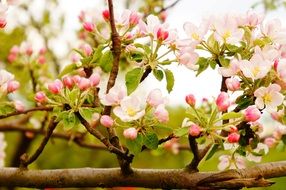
<box><xmin>99</xmin><ymin>50</ymin><xmax>113</xmax><ymax>72</ymax></box>
<box><xmin>218</xmin><ymin>56</ymin><xmax>230</xmax><ymax>67</ymax></box>
<box><xmin>91</xmin><ymin>45</ymin><xmax>104</xmax><ymax>64</ymax></box>
<box><xmin>205</xmin><ymin>143</ymin><xmax>219</xmax><ymax>161</ymax></box>
<box><xmin>59</xmin><ymin>63</ymin><xmax>78</xmax><ymax>77</ymax></box>
<box><xmin>125</xmin><ymin>67</ymin><xmax>144</xmax><ymax>95</ymax></box>
<box><xmin>155</xmin><ymin>124</ymin><xmax>173</xmax><ymax>132</ymax></box>
<box><xmin>235</xmin><ymin>95</ymin><xmax>253</xmax><ymax>110</ymax></box>
<box><xmin>221</xmin><ymin>112</ymin><xmax>243</xmax><ymax>120</ymax></box>
<box><xmin>0</xmin><ymin>103</ymin><xmax>16</xmax><ymax>115</ymax></box>
<box><xmin>62</xmin><ymin>112</ymin><xmax>79</xmax><ymax>130</ymax></box>
<box><xmin>79</xmin><ymin>108</ymin><xmax>94</xmax><ymax>122</ymax></box>
<box><xmin>174</xmin><ymin>127</ymin><xmax>189</xmax><ymax>137</ymax></box>
<box><xmin>164</xmin><ymin>69</ymin><xmax>174</xmax><ymax>93</ymax></box>
<box><xmin>226</xmin><ymin>44</ymin><xmax>242</xmax><ymax>53</ymax></box>
<box><xmin>68</xmin><ymin>88</ymin><xmax>80</xmax><ymax>104</ymax></box>
<box><xmin>143</xmin><ymin>133</ymin><xmax>159</xmax><ymax>149</ymax></box>
<box><xmin>196</xmin><ymin>57</ymin><xmax>209</xmax><ymax>76</ymax></box>
<box><xmin>126</xmin><ymin>134</ymin><xmax>143</xmax><ymax>154</ymax></box>
<box><xmin>153</xmin><ymin>69</ymin><xmax>164</xmax><ymax>81</ymax></box>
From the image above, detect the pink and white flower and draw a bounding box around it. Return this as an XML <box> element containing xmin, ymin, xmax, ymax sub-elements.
<box><xmin>218</xmin><ymin>154</ymin><xmax>245</xmax><ymax>171</ymax></box>
<box><xmin>154</xmin><ymin>104</ymin><xmax>169</xmax><ymax>123</ymax></box>
<box><xmin>147</xmin><ymin>89</ymin><xmax>165</xmax><ymax>107</ymax></box>
<box><xmin>113</xmin><ymin>96</ymin><xmax>145</xmax><ymax>122</ymax></box>
<box><xmin>123</xmin><ymin>127</ymin><xmax>138</xmax><ymax>140</ymax></box>
<box><xmin>218</xmin><ymin>59</ymin><xmax>240</xmax><ymax>77</ymax></box>
<box><xmin>244</xmin><ymin>105</ymin><xmax>261</xmax><ymax>122</ymax></box>
<box><xmin>0</xmin><ymin>3</ymin><xmax>8</xmax><ymax>28</ymax></box>
<box><xmin>0</xmin><ymin>69</ymin><xmax>15</xmax><ymax>94</ymax></box>
<box><xmin>216</xmin><ymin>92</ymin><xmax>231</xmax><ymax>112</ymax></box>
<box><xmin>261</xmin><ymin>19</ymin><xmax>286</xmax><ymax>44</ymax></box>
<box><xmin>246</xmin><ymin>143</ymin><xmax>268</xmax><ymax>162</ymax></box>
<box><xmin>225</xmin><ymin>78</ymin><xmax>240</xmax><ymax>91</ymax></box>
<box><xmin>254</xmin><ymin>84</ymin><xmax>284</xmax><ymax>111</ymax></box>
<box><xmin>100</xmin><ymin>115</ymin><xmax>114</xmax><ymax>128</ymax></box>
<box><xmin>183</xmin><ymin>21</ymin><xmax>208</xmax><ymax>44</ymax></box>
<box><xmin>13</xmin><ymin>100</ymin><xmax>25</xmax><ymax>112</ymax></box>
<box><xmin>100</xmin><ymin>84</ymin><xmax>127</xmax><ymax>106</ymax></box>
<box><xmin>48</xmin><ymin>79</ymin><xmax>63</xmax><ymax>94</ymax></box>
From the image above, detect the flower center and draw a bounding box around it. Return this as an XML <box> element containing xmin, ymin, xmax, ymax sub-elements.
<box><xmin>252</xmin><ymin>66</ymin><xmax>261</xmax><ymax>77</ymax></box>
<box><xmin>191</xmin><ymin>33</ymin><xmax>200</xmax><ymax>41</ymax></box>
<box><xmin>127</xmin><ymin>107</ymin><xmax>137</xmax><ymax>117</ymax></box>
<box><xmin>223</xmin><ymin>30</ymin><xmax>231</xmax><ymax>39</ymax></box>
<box><xmin>263</xmin><ymin>93</ymin><xmax>272</xmax><ymax>104</ymax></box>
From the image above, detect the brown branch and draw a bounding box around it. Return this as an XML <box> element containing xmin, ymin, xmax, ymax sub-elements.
<box><xmin>186</xmin><ymin>135</ymin><xmax>200</xmax><ymax>171</ymax></box>
<box><xmin>20</xmin><ymin>116</ymin><xmax>58</xmax><ymax>168</ymax></box>
<box><xmin>1</xmin><ymin>161</ymin><xmax>286</xmax><ymax>188</ymax></box>
<box><xmin>158</xmin><ymin>0</ymin><xmax>181</xmax><ymax>13</ymax></box>
<box><xmin>140</xmin><ymin>66</ymin><xmax>152</xmax><ymax>82</ymax></box>
<box><xmin>0</xmin><ymin>106</ymin><xmax>52</xmax><ymax>119</ymax></box>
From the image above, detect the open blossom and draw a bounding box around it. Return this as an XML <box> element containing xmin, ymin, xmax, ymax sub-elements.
<box><xmin>183</xmin><ymin>21</ymin><xmax>208</xmax><ymax>44</ymax></box>
<box><xmin>239</xmin><ymin>54</ymin><xmax>272</xmax><ymax>80</ymax></box>
<box><xmin>218</xmin><ymin>59</ymin><xmax>240</xmax><ymax>77</ymax></box>
<box><xmin>237</xmin><ymin>10</ymin><xmax>264</xmax><ymax>27</ymax></box>
<box><xmin>147</xmin><ymin>89</ymin><xmax>165</xmax><ymax>107</ymax></box>
<box><xmin>178</xmin><ymin>47</ymin><xmax>199</xmax><ymax>70</ymax></box>
<box><xmin>261</xmin><ymin>19</ymin><xmax>286</xmax><ymax>44</ymax></box>
<box><xmin>213</xmin><ymin>14</ymin><xmax>244</xmax><ymax>44</ymax></box>
<box><xmin>216</xmin><ymin>92</ymin><xmax>231</xmax><ymax>112</ymax></box>
<box><xmin>276</xmin><ymin>59</ymin><xmax>286</xmax><ymax>82</ymax></box>
<box><xmin>0</xmin><ymin>133</ymin><xmax>6</xmax><ymax>167</ymax></box>
<box><xmin>254</xmin><ymin>84</ymin><xmax>284</xmax><ymax>111</ymax></box>
<box><xmin>100</xmin><ymin>84</ymin><xmax>127</xmax><ymax>106</ymax></box>
<box><xmin>246</xmin><ymin>143</ymin><xmax>269</xmax><ymax>163</ymax></box>
<box><xmin>218</xmin><ymin>154</ymin><xmax>245</xmax><ymax>171</ymax></box>
<box><xmin>154</xmin><ymin>104</ymin><xmax>169</xmax><ymax>123</ymax></box>
<box><xmin>113</xmin><ymin>96</ymin><xmax>145</xmax><ymax>122</ymax></box>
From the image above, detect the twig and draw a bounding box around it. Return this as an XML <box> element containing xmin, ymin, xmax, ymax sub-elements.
<box><xmin>158</xmin><ymin>0</ymin><xmax>181</xmax><ymax>13</ymax></box>
<box><xmin>0</xmin><ymin>106</ymin><xmax>53</xmax><ymax>119</ymax></box>
<box><xmin>20</xmin><ymin>116</ymin><xmax>58</xmax><ymax>168</ymax></box>
<box><xmin>186</xmin><ymin>135</ymin><xmax>200</xmax><ymax>171</ymax></box>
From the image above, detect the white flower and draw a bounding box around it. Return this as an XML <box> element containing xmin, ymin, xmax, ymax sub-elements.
<box><xmin>183</xmin><ymin>21</ymin><xmax>208</xmax><ymax>44</ymax></box>
<box><xmin>254</xmin><ymin>84</ymin><xmax>284</xmax><ymax>111</ymax></box>
<box><xmin>113</xmin><ymin>96</ymin><xmax>145</xmax><ymax>122</ymax></box>
<box><xmin>246</xmin><ymin>143</ymin><xmax>269</xmax><ymax>163</ymax></box>
<box><xmin>239</xmin><ymin>54</ymin><xmax>272</xmax><ymax>80</ymax></box>
<box><xmin>100</xmin><ymin>84</ymin><xmax>127</xmax><ymax>106</ymax></box>
<box><xmin>218</xmin><ymin>59</ymin><xmax>240</xmax><ymax>77</ymax></box>
<box><xmin>261</xmin><ymin>19</ymin><xmax>286</xmax><ymax>44</ymax></box>
<box><xmin>218</xmin><ymin>154</ymin><xmax>245</xmax><ymax>171</ymax></box>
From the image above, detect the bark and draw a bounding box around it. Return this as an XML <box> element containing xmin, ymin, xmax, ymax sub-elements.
<box><xmin>0</xmin><ymin>161</ymin><xmax>286</xmax><ymax>188</ymax></box>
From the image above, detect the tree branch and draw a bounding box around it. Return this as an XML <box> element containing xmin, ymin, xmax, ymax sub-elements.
<box><xmin>159</xmin><ymin>0</ymin><xmax>181</xmax><ymax>13</ymax></box>
<box><xmin>0</xmin><ymin>106</ymin><xmax>52</xmax><ymax>119</ymax></box>
<box><xmin>1</xmin><ymin>161</ymin><xmax>286</xmax><ymax>188</ymax></box>
<box><xmin>20</xmin><ymin>116</ymin><xmax>58</xmax><ymax>168</ymax></box>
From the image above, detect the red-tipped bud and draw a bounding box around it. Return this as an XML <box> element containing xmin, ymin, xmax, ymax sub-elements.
<box><xmin>227</xmin><ymin>133</ymin><xmax>240</xmax><ymax>143</ymax></box>
<box><xmin>185</xmin><ymin>94</ymin><xmax>196</xmax><ymax>106</ymax></box>
<box><xmin>7</xmin><ymin>80</ymin><xmax>20</xmax><ymax>93</ymax></box>
<box><xmin>102</xmin><ymin>9</ymin><xmax>110</xmax><ymax>21</ymax></box>
<box><xmin>35</xmin><ymin>91</ymin><xmax>47</xmax><ymax>103</ymax></box>
<box><xmin>83</xmin><ymin>22</ymin><xmax>94</xmax><ymax>32</ymax></box>
<box><xmin>157</xmin><ymin>28</ymin><xmax>169</xmax><ymax>41</ymax></box>
<box><xmin>189</xmin><ymin>124</ymin><xmax>201</xmax><ymax>137</ymax></box>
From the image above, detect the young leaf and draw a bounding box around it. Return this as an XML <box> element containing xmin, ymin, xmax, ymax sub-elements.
<box><xmin>126</xmin><ymin>134</ymin><xmax>143</xmax><ymax>154</ymax></box>
<box><xmin>196</xmin><ymin>57</ymin><xmax>209</xmax><ymax>76</ymax></box>
<box><xmin>221</xmin><ymin>112</ymin><xmax>243</xmax><ymax>120</ymax></box>
<box><xmin>79</xmin><ymin>108</ymin><xmax>94</xmax><ymax>122</ymax></box>
<box><xmin>205</xmin><ymin>143</ymin><xmax>219</xmax><ymax>161</ymax></box>
<box><xmin>99</xmin><ymin>50</ymin><xmax>113</xmax><ymax>72</ymax></box>
<box><xmin>143</xmin><ymin>133</ymin><xmax>159</xmax><ymax>149</ymax></box>
<box><xmin>174</xmin><ymin>127</ymin><xmax>189</xmax><ymax>137</ymax></box>
<box><xmin>164</xmin><ymin>69</ymin><xmax>174</xmax><ymax>93</ymax></box>
<box><xmin>125</xmin><ymin>67</ymin><xmax>144</xmax><ymax>95</ymax></box>
<box><xmin>153</xmin><ymin>69</ymin><xmax>164</xmax><ymax>81</ymax></box>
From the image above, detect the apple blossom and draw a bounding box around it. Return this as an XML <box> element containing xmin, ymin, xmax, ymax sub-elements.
<box><xmin>261</xmin><ymin>19</ymin><xmax>286</xmax><ymax>44</ymax></box>
<box><xmin>237</xmin><ymin>10</ymin><xmax>264</xmax><ymax>27</ymax></box>
<box><xmin>123</xmin><ymin>127</ymin><xmax>138</xmax><ymax>140</ymax></box>
<box><xmin>147</xmin><ymin>89</ymin><xmax>165</xmax><ymax>107</ymax></box>
<box><xmin>246</xmin><ymin>143</ymin><xmax>268</xmax><ymax>163</ymax></box>
<box><xmin>244</xmin><ymin>105</ymin><xmax>261</xmax><ymax>122</ymax></box>
<box><xmin>154</xmin><ymin>104</ymin><xmax>169</xmax><ymax>123</ymax></box>
<box><xmin>100</xmin><ymin>84</ymin><xmax>127</xmax><ymax>106</ymax></box>
<box><xmin>83</xmin><ymin>22</ymin><xmax>94</xmax><ymax>32</ymax></box>
<box><xmin>163</xmin><ymin>138</ymin><xmax>179</xmax><ymax>155</ymax></box>
<box><xmin>35</xmin><ymin>91</ymin><xmax>47</xmax><ymax>103</ymax></box>
<box><xmin>225</xmin><ymin>78</ymin><xmax>240</xmax><ymax>91</ymax></box>
<box><xmin>37</xmin><ymin>55</ymin><xmax>46</xmax><ymax>65</ymax></box>
<box><xmin>62</xmin><ymin>76</ymin><xmax>74</xmax><ymax>89</ymax></box>
<box><xmin>183</xmin><ymin>21</ymin><xmax>208</xmax><ymax>44</ymax></box>
<box><xmin>216</xmin><ymin>92</ymin><xmax>231</xmax><ymax>112</ymax></box>
<box><xmin>178</xmin><ymin>47</ymin><xmax>199</xmax><ymax>70</ymax></box>
<box><xmin>213</xmin><ymin>14</ymin><xmax>244</xmax><ymax>44</ymax></box>
<box><xmin>102</xmin><ymin>9</ymin><xmax>110</xmax><ymax>21</ymax></box>
<box><xmin>185</xmin><ymin>94</ymin><xmax>196</xmax><ymax>106</ymax></box>
<box><xmin>264</xmin><ymin>137</ymin><xmax>276</xmax><ymax>148</ymax></box>
<box><xmin>239</xmin><ymin>54</ymin><xmax>271</xmax><ymax>80</ymax></box>
<box><xmin>254</xmin><ymin>84</ymin><xmax>284</xmax><ymax>111</ymax></box>
<box><xmin>276</xmin><ymin>59</ymin><xmax>286</xmax><ymax>82</ymax></box>
<box><xmin>157</xmin><ymin>28</ymin><xmax>169</xmax><ymax>41</ymax></box>
<box><xmin>113</xmin><ymin>96</ymin><xmax>145</xmax><ymax>122</ymax></box>
<box><xmin>77</xmin><ymin>77</ymin><xmax>91</xmax><ymax>91</ymax></box>
<box><xmin>129</xmin><ymin>11</ymin><xmax>140</xmax><ymax>26</ymax></box>
<box><xmin>100</xmin><ymin>115</ymin><xmax>114</xmax><ymax>128</ymax></box>
<box><xmin>218</xmin><ymin>59</ymin><xmax>240</xmax><ymax>77</ymax></box>
<box><xmin>7</xmin><ymin>80</ymin><xmax>19</xmax><ymax>93</ymax></box>
<box><xmin>189</xmin><ymin>124</ymin><xmax>201</xmax><ymax>137</ymax></box>
<box><xmin>48</xmin><ymin>79</ymin><xmax>63</xmax><ymax>94</ymax></box>
<box><xmin>218</xmin><ymin>154</ymin><xmax>245</xmax><ymax>171</ymax></box>
<box><xmin>80</xmin><ymin>44</ymin><xmax>92</xmax><ymax>56</ymax></box>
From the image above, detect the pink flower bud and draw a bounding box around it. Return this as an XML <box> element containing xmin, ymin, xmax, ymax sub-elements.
<box><xmin>10</xmin><ymin>46</ymin><xmax>20</xmax><ymax>55</ymax></box>
<box><xmin>229</xmin><ymin>125</ymin><xmax>238</xmax><ymax>133</ymax></box>
<box><xmin>14</xmin><ymin>100</ymin><xmax>25</xmax><ymax>112</ymax></box>
<box><xmin>189</xmin><ymin>124</ymin><xmax>201</xmax><ymax>137</ymax></box>
<box><xmin>72</xmin><ymin>75</ymin><xmax>81</xmax><ymax>85</ymax></box>
<box><xmin>225</xmin><ymin>78</ymin><xmax>240</xmax><ymax>91</ymax></box>
<box><xmin>39</xmin><ymin>47</ymin><xmax>46</xmax><ymax>55</ymax></box>
<box><xmin>81</xmin><ymin>44</ymin><xmax>92</xmax><ymax>56</ymax></box>
<box><xmin>77</xmin><ymin>77</ymin><xmax>90</xmax><ymax>91</ymax></box>
<box><xmin>25</xmin><ymin>46</ymin><xmax>33</xmax><ymax>56</ymax></box>
<box><xmin>48</xmin><ymin>79</ymin><xmax>63</xmax><ymax>94</ymax></box>
<box><xmin>102</xmin><ymin>9</ymin><xmax>110</xmax><ymax>21</ymax></box>
<box><xmin>62</xmin><ymin>76</ymin><xmax>74</xmax><ymax>89</ymax></box>
<box><xmin>35</xmin><ymin>91</ymin><xmax>47</xmax><ymax>103</ymax></box>
<box><xmin>227</xmin><ymin>133</ymin><xmax>240</xmax><ymax>143</ymax></box>
<box><xmin>71</xmin><ymin>54</ymin><xmax>80</xmax><ymax>63</ymax></box>
<box><xmin>244</xmin><ymin>105</ymin><xmax>261</xmax><ymax>122</ymax></box>
<box><xmin>89</xmin><ymin>73</ymin><xmax>100</xmax><ymax>87</ymax></box>
<box><xmin>7</xmin><ymin>80</ymin><xmax>20</xmax><ymax>93</ymax></box>
<box><xmin>83</xmin><ymin>22</ymin><xmax>94</xmax><ymax>32</ymax></box>
<box><xmin>0</xmin><ymin>18</ymin><xmax>7</xmax><ymax>28</ymax></box>
<box><xmin>159</xmin><ymin>11</ymin><xmax>167</xmax><ymax>22</ymax></box>
<box><xmin>216</xmin><ymin>92</ymin><xmax>231</xmax><ymax>112</ymax></box>
<box><xmin>264</xmin><ymin>137</ymin><xmax>276</xmax><ymax>148</ymax></box>
<box><xmin>123</xmin><ymin>127</ymin><xmax>138</xmax><ymax>140</ymax></box>
<box><xmin>157</xmin><ymin>28</ymin><xmax>169</xmax><ymax>41</ymax></box>
<box><xmin>38</xmin><ymin>55</ymin><xmax>46</xmax><ymax>65</ymax></box>
<box><xmin>100</xmin><ymin>115</ymin><xmax>114</xmax><ymax>128</ymax></box>
<box><xmin>7</xmin><ymin>53</ymin><xmax>17</xmax><ymax>63</ymax></box>
<box><xmin>147</xmin><ymin>89</ymin><xmax>164</xmax><ymax>107</ymax></box>
<box><xmin>90</xmin><ymin>113</ymin><xmax>100</xmax><ymax>126</ymax></box>
<box><xmin>78</xmin><ymin>11</ymin><xmax>86</xmax><ymax>22</ymax></box>
<box><xmin>185</xmin><ymin>94</ymin><xmax>196</xmax><ymax>106</ymax></box>
<box><xmin>154</xmin><ymin>104</ymin><xmax>169</xmax><ymax>123</ymax></box>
